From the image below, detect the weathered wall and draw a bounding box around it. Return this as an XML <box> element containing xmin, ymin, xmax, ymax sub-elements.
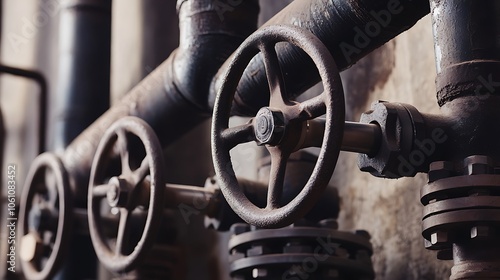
<box><xmin>333</xmin><ymin>15</ymin><xmax>453</xmax><ymax>279</ymax></box>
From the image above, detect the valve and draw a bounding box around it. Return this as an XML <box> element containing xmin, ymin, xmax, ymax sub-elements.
<box><xmin>87</xmin><ymin>116</ymin><xmax>165</xmax><ymax>272</ymax></box>
<box><xmin>19</xmin><ymin>152</ymin><xmax>73</xmax><ymax>280</ymax></box>
<box><xmin>211</xmin><ymin>24</ymin><xmax>346</xmax><ymax>228</ymax></box>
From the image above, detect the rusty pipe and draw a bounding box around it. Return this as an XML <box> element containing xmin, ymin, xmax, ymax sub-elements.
<box><xmin>63</xmin><ymin>0</ymin><xmax>259</xmax><ymax>201</ymax></box>
<box><xmin>431</xmin><ymin>0</ymin><xmax>500</xmax><ymax>106</ymax></box>
<box><xmin>209</xmin><ymin>0</ymin><xmax>430</xmax><ymax>115</ymax></box>
<box><xmin>63</xmin><ymin>0</ymin><xmax>430</xmax><ymax>199</ymax></box>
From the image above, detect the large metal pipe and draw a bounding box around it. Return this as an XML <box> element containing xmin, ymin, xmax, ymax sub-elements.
<box><xmin>210</xmin><ymin>0</ymin><xmax>431</xmax><ymax>115</ymax></box>
<box><xmin>63</xmin><ymin>0</ymin><xmax>430</xmax><ymax>198</ymax></box>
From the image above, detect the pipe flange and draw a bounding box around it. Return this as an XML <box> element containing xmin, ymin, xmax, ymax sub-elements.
<box><xmin>228</xmin><ymin>220</ymin><xmax>374</xmax><ymax>279</ymax></box>
<box><xmin>421</xmin><ymin>156</ymin><xmax>500</xmax><ymax>252</ymax></box>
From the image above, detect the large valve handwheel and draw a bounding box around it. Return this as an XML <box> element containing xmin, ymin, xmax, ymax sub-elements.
<box><xmin>88</xmin><ymin>116</ymin><xmax>165</xmax><ymax>272</ymax></box>
<box><xmin>212</xmin><ymin>25</ymin><xmax>345</xmax><ymax>228</ymax></box>
<box><xmin>19</xmin><ymin>152</ymin><xmax>72</xmax><ymax>280</ymax></box>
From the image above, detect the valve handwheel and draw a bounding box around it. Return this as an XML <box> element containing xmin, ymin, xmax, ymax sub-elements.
<box><xmin>19</xmin><ymin>152</ymin><xmax>72</xmax><ymax>280</ymax></box>
<box><xmin>212</xmin><ymin>25</ymin><xmax>345</xmax><ymax>228</ymax></box>
<box><xmin>88</xmin><ymin>116</ymin><xmax>165</xmax><ymax>272</ymax></box>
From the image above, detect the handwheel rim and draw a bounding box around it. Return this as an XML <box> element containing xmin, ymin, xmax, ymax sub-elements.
<box><xmin>19</xmin><ymin>153</ymin><xmax>72</xmax><ymax>280</ymax></box>
<box><xmin>87</xmin><ymin>116</ymin><xmax>165</xmax><ymax>272</ymax></box>
<box><xmin>212</xmin><ymin>25</ymin><xmax>345</xmax><ymax>228</ymax></box>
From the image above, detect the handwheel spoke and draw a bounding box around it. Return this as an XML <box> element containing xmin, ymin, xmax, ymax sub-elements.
<box><xmin>117</xmin><ymin>129</ymin><xmax>131</xmax><ymax>175</ymax></box>
<box><xmin>115</xmin><ymin>208</ymin><xmax>131</xmax><ymax>256</ymax></box>
<box><xmin>221</xmin><ymin>123</ymin><xmax>255</xmax><ymax>149</ymax></box>
<box><xmin>293</xmin><ymin>94</ymin><xmax>326</xmax><ymax>121</ymax></box>
<box><xmin>266</xmin><ymin>148</ymin><xmax>289</xmax><ymax>209</ymax></box>
<box><xmin>132</xmin><ymin>157</ymin><xmax>150</xmax><ymax>186</ymax></box>
<box><xmin>260</xmin><ymin>43</ymin><xmax>287</xmax><ymax>107</ymax></box>
<box><xmin>92</xmin><ymin>184</ymin><xmax>114</xmax><ymax>198</ymax></box>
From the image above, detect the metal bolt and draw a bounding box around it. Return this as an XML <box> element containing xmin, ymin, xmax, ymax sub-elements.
<box><xmin>106</xmin><ymin>177</ymin><xmax>130</xmax><ymax>208</ymax></box>
<box><xmin>471</xmin><ymin>226</ymin><xmax>491</xmax><ymax>239</ymax></box>
<box><xmin>230</xmin><ymin>223</ymin><xmax>251</xmax><ymax>235</ymax></box>
<box><xmin>252</xmin><ymin>268</ymin><xmax>268</xmax><ymax>278</ymax></box>
<box><xmin>254</xmin><ymin>107</ymin><xmax>285</xmax><ymax>145</ymax></box>
<box><xmin>430</xmin><ymin>231</ymin><xmax>448</xmax><ymax>245</ymax></box>
<box><xmin>428</xmin><ymin>161</ymin><xmax>455</xmax><ymax>183</ymax></box>
<box><xmin>424</xmin><ymin>238</ymin><xmax>433</xmax><ymax>249</ymax></box>
<box><xmin>463</xmin><ymin>155</ymin><xmax>494</xmax><ymax>175</ymax></box>
<box><xmin>247</xmin><ymin>245</ymin><xmax>270</xmax><ymax>257</ymax></box>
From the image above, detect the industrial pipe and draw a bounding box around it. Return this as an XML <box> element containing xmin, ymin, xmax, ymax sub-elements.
<box><xmin>51</xmin><ymin>0</ymin><xmax>111</xmax><ymax>151</ymax></box>
<box><xmin>63</xmin><ymin>0</ymin><xmax>430</xmax><ymax>199</ymax></box>
<box><xmin>430</xmin><ymin>0</ymin><xmax>500</xmax><ymax>106</ymax></box>
<box><xmin>210</xmin><ymin>0</ymin><xmax>431</xmax><ymax>115</ymax></box>
<box><xmin>63</xmin><ymin>0</ymin><xmax>260</xmax><ymax>200</ymax></box>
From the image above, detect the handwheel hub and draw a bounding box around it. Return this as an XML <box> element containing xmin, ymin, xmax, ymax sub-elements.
<box><xmin>106</xmin><ymin>177</ymin><xmax>130</xmax><ymax>208</ymax></box>
<box><xmin>254</xmin><ymin>107</ymin><xmax>285</xmax><ymax>145</ymax></box>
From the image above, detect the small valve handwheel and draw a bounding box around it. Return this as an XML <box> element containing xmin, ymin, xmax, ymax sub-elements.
<box><xmin>19</xmin><ymin>152</ymin><xmax>72</xmax><ymax>280</ymax></box>
<box><xmin>212</xmin><ymin>25</ymin><xmax>345</xmax><ymax>228</ymax></box>
<box><xmin>88</xmin><ymin>116</ymin><xmax>165</xmax><ymax>272</ymax></box>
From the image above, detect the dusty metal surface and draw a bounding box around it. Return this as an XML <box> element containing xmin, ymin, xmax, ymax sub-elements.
<box><xmin>212</xmin><ymin>25</ymin><xmax>345</xmax><ymax>228</ymax></box>
<box><xmin>87</xmin><ymin>117</ymin><xmax>165</xmax><ymax>272</ymax></box>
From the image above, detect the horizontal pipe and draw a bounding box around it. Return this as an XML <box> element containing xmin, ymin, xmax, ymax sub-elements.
<box><xmin>343</xmin><ymin>122</ymin><xmax>381</xmax><ymax>155</ymax></box>
<box><xmin>302</xmin><ymin>119</ymin><xmax>381</xmax><ymax>155</ymax></box>
<box><xmin>209</xmin><ymin>0</ymin><xmax>430</xmax><ymax>115</ymax></box>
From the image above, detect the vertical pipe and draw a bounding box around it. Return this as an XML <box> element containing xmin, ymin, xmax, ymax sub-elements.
<box><xmin>50</xmin><ymin>0</ymin><xmax>111</xmax><ymax>151</ymax></box>
<box><xmin>51</xmin><ymin>1</ymin><xmax>111</xmax><ymax>279</ymax></box>
<box><xmin>430</xmin><ymin>0</ymin><xmax>500</xmax><ymax>106</ymax></box>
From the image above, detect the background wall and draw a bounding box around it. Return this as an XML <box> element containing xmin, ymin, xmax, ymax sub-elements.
<box><xmin>335</xmin><ymin>14</ymin><xmax>453</xmax><ymax>279</ymax></box>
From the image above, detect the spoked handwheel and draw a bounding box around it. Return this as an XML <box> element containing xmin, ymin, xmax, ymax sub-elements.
<box><xmin>87</xmin><ymin>116</ymin><xmax>165</xmax><ymax>272</ymax></box>
<box><xmin>19</xmin><ymin>152</ymin><xmax>72</xmax><ymax>280</ymax></box>
<box><xmin>212</xmin><ymin>25</ymin><xmax>345</xmax><ymax>228</ymax></box>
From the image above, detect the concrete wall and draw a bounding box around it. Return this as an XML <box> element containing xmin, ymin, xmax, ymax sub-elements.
<box><xmin>334</xmin><ymin>15</ymin><xmax>453</xmax><ymax>279</ymax></box>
